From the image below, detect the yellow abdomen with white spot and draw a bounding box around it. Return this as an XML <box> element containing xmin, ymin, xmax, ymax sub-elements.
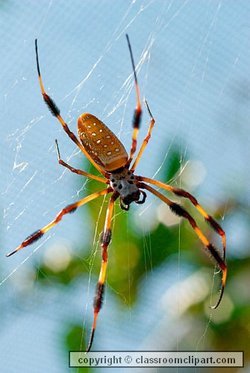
<box><xmin>77</xmin><ymin>113</ymin><xmax>128</xmax><ymax>172</ymax></box>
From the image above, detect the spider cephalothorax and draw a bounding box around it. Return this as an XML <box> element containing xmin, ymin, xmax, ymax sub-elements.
<box><xmin>109</xmin><ymin>168</ymin><xmax>147</xmax><ymax>210</ymax></box>
<box><xmin>7</xmin><ymin>35</ymin><xmax>227</xmax><ymax>353</ymax></box>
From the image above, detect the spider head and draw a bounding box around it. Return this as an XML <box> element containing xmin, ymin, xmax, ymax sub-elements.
<box><xmin>110</xmin><ymin>169</ymin><xmax>147</xmax><ymax>210</ymax></box>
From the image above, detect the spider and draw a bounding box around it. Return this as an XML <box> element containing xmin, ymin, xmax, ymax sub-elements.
<box><xmin>7</xmin><ymin>35</ymin><xmax>227</xmax><ymax>352</ymax></box>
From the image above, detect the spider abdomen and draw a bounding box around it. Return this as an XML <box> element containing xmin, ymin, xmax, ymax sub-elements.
<box><xmin>77</xmin><ymin>113</ymin><xmax>128</xmax><ymax>172</ymax></box>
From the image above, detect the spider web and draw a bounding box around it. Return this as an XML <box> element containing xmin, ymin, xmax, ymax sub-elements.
<box><xmin>1</xmin><ymin>0</ymin><xmax>250</xmax><ymax>371</ymax></box>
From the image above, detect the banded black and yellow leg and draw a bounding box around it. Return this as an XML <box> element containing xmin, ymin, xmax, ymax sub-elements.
<box><xmin>137</xmin><ymin>176</ymin><xmax>226</xmax><ymax>260</ymax></box>
<box><xmin>6</xmin><ymin>188</ymin><xmax>112</xmax><ymax>257</ymax></box>
<box><xmin>55</xmin><ymin>140</ymin><xmax>107</xmax><ymax>184</ymax></box>
<box><xmin>131</xmin><ymin>100</ymin><xmax>155</xmax><ymax>172</ymax></box>
<box><xmin>35</xmin><ymin>39</ymin><xmax>108</xmax><ymax>178</ymax></box>
<box><xmin>125</xmin><ymin>34</ymin><xmax>142</xmax><ymax>166</ymax></box>
<box><xmin>86</xmin><ymin>192</ymin><xmax>118</xmax><ymax>352</ymax></box>
<box><xmin>139</xmin><ymin>182</ymin><xmax>227</xmax><ymax>309</ymax></box>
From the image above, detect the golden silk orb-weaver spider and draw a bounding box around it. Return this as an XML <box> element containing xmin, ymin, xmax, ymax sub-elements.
<box><xmin>7</xmin><ymin>35</ymin><xmax>227</xmax><ymax>352</ymax></box>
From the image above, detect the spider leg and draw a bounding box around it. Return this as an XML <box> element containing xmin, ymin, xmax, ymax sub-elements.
<box><xmin>137</xmin><ymin>176</ymin><xmax>226</xmax><ymax>260</ymax></box>
<box><xmin>35</xmin><ymin>39</ymin><xmax>107</xmax><ymax>177</ymax></box>
<box><xmin>6</xmin><ymin>188</ymin><xmax>111</xmax><ymax>257</ymax></box>
<box><xmin>131</xmin><ymin>100</ymin><xmax>155</xmax><ymax>172</ymax></box>
<box><xmin>87</xmin><ymin>192</ymin><xmax>118</xmax><ymax>352</ymax></box>
<box><xmin>139</xmin><ymin>182</ymin><xmax>227</xmax><ymax>309</ymax></box>
<box><xmin>55</xmin><ymin>140</ymin><xmax>107</xmax><ymax>184</ymax></box>
<box><xmin>125</xmin><ymin>34</ymin><xmax>142</xmax><ymax>166</ymax></box>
